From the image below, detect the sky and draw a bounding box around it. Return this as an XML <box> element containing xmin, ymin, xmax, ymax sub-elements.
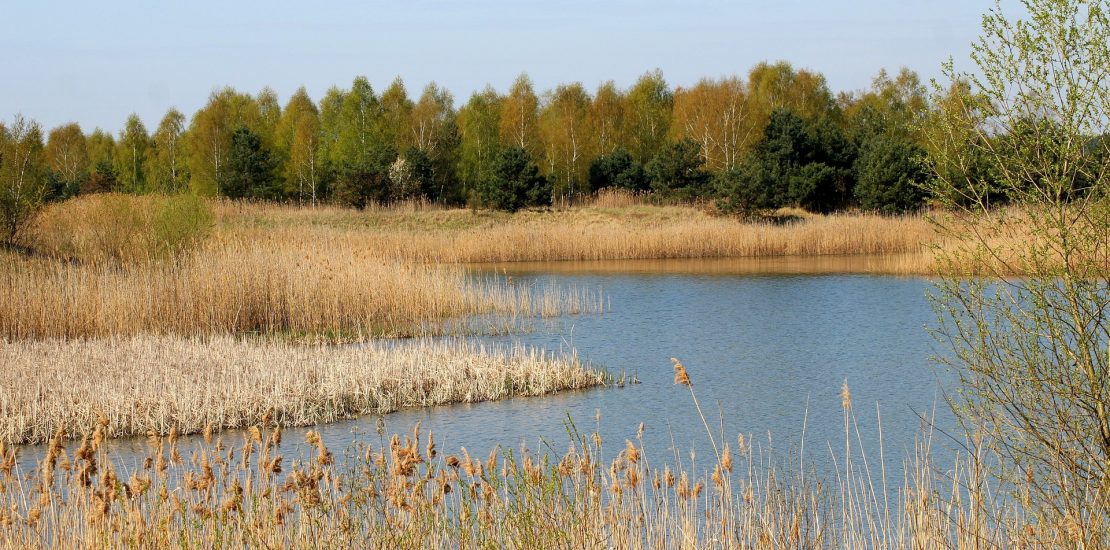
<box><xmin>1</xmin><ymin>0</ymin><xmax>1023</xmax><ymax>133</ymax></box>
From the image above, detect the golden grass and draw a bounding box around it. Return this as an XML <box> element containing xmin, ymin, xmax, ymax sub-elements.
<box><xmin>217</xmin><ymin>200</ymin><xmax>941</xmax><ymax>267</ymax></box>
<box><xmin>0</xmin><ymin>382</ymin><xmax>1083</xmax><ymax>548</ymax></box>
<box><xmin>0</xmin><ymin>335</ymin><xmax>609</xmax><ymax>445</ymax></box>
<box><xmin>1</xmin><ymin>227</ymin><xmax>599</xmax><ymax>340</ymax></box>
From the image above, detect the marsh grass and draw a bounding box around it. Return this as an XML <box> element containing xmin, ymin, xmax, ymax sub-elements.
<box><xmin>0</xmin><ymin>371</ymin><xmax>1075</xmax><ymax>549</ymax></box>
<box><xmin>218</xmin><ymin>200</ymin><xmax>939</xmax><ymax>266</ymax></box>
<box><xmin>0</xmin><ymin>236</ymin><xmax>600</xmax><ymax>340</ymax></box>
<box><xmin>0</xmin><ymin>335</ymin><xmax>610</xmax><ymax>445</ymax></box>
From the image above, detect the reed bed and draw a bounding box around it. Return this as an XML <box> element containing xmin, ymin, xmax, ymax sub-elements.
<box><xmin>0</xmin><ymin>377</ymin><xmax>1080</xmax><ymax>549</ymax></box>
<box><xmin>0</xmin><ymin>238</ymin><xmax>599</xmax><ymax>341</ymax></box>
<box><xmin>219</xmin><ymin>201</ymin><xmax>941</xmax><ymax>267</ymax></box>
<box><xmin>0</xmin><ymin>335</ymin><xmax>609</xmax><ymax>445</ymax></box>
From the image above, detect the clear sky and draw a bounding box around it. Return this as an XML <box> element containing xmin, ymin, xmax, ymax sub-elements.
<box><xmin>1</xmin><ymin>0</ymin><xmax>1021</xmax><ymax>133</ymax></box>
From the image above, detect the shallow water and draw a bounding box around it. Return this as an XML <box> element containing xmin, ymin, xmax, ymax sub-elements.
<box><xmin>18</xmin><ymin>256</ymin><xmax>958</xmax><ymax>483</ymax></box>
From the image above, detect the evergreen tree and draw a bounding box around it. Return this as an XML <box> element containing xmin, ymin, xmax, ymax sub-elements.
<box><xmin>645</xmin><ymin>138</ymin><xmax>710</xmax><ymax>200</ymax></box>
<box><xmin>477</xmin><ymin>147</ymin><xmax>550</xmax><ymax>211</ymax></box>
<box><xmin>717</xmin><ymin>109</ymin><xmax>854</xmax><ymax>214</ymax></box>
<box><xmin>221</xmin><ymin>125</ymin><xmax>279</xmax><ymax>200</ymax></box>
<box><xmin>588</xmin><ymin>147</ymin><xmax>647</xmax><ymax>191</ymax></box>
<box><xmin>854</xmin><ymin>136</ymin><xmax>927</xmax><ymax>213</ymax></box>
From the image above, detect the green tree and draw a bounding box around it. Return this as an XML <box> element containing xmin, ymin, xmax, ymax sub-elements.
<box><xmin>645</xmin><ymin>138</ymin><xmax>710</xmax><ymax>201</ymax></box>
<box><xmin>187</xmin><ymin>87</ymin><xmax>262</xmax><ymax>196</ymax></box>
<box><xmin>221</xmin><ymin>125</ymin><xmax>278</xmax><ymax>200</ymax></box>
<box><xmin>0</xmin><ymin>116</ymin><xmax>48</xmax><ymax>245</ymax></box>
<box><xmin>276</xmin><ymin>87</ymin><xmax>321</xmax><ymax>204</ymax></box>
<box><xmin>476</xmin><ymin>146</ymin><xmax>550</xmax><ymax>211</ymax></box>
<box><xmin>625</xmin><ymin>70</ymin><xmax>673</xmax><ymax>163</ymax></box>
<box><xmin>588</xmin><ymin>147</ymin><xmax>648</xmax><ymax>191</ymax></box>
<box><xmin>717</xmin><ymin>109</ymin><xmax>854</xmax><ymax>213</ymax></box>
<box><xmin>410</xmin><ymin>83</ymin><xmax>459</xmax><ymax>203</ymax></box>
<box><xmin>44</xmin><ymin>122</ymin><xmax>88</xmax><ymax>199</ymax></box>
<box><xmin>586</xmin><ymin>81</ymin><xmax>627</xmax><ymax>157</ymax></box>
<box><xmin>853</xmin><ymin>136</ymin><xmax>926</xmax><ymax>213</ymax></box>
<box><xmin>329</xmin><ymin>77</ymin><xmax>395</xmax><ymax>208</ymax></box>
<box><xmin>113</xmin><ymin>114</ymin><xmax>150</xmax><ymax>193</ymax></box>
<box><xmin>146</xmin><ymin>108</ymin><xmax>188</xmax><ymax>193</ymax></box>
<box><xmin>499</xmin><ymin>74</ymin><xmax>541</xmax><ymax>161</ymax></box>
<box><xmin>457</xmin><ymin>87</ymin><xmax>503</xmax><ymax>202</ymax></box>
<box><xmin>540</xmin><ymin>82</ymin><xmax>590</xmax><ymax>201</ymax></box>
<box><xmin>925</xmin><ymin>0</ymin><xmax>1110</xmax><ymax>537</ymax></box>
<box><xmin>381</xmin><ymin>77</ymin><xmax>414</xmax><ymax>154</ymax></box>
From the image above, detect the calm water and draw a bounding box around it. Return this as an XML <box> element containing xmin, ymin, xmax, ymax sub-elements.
<box><xmin>20</xmin><ymin>257</ymin><xmax>959</xmax><ymax>481</ymax></box>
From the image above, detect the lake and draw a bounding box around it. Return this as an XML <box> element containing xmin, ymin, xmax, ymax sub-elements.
<box><xmin>20</xmin><ymin>256</ymin><xmax>958</xmax><ymax>483</ymax></box>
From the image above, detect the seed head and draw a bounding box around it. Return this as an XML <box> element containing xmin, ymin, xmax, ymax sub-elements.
<box><xmin>671</xmin><ymin>358</ymin><xmax>691</xmax><ymax>386</ymax></box>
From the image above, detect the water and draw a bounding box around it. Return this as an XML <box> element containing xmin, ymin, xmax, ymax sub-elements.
<box><xmin>19</xmin><ymin>256</ymin><xmax>959</xmax><ymax>483</ymax></box>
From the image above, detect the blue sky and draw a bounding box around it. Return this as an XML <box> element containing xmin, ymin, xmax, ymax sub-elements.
<box><xmin>1</xmin><ymin>0</ymin><xmax>1020</xmax><ymax>132</ymax></box>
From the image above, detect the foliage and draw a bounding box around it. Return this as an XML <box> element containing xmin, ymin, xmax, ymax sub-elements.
<box><xmin>0</xmin><ymin>116</ymin><xmax>48</xmax><ymax>245</ymax></box>
<box><xmin>717</xmin><ymin>109</ymin><xmax>854</xmax><ymax>214</ymax></box>
<box><xmin>14</xmin><ymin>64</ymin><xmax>959</xmax><ymax>213</ymax></box>
<box><xmin>477</xmin><ymin>146</ymin><xmax>551</xmax><ymax>211</ymax></box>
<box><xmin>925</xmin><ymin>0</ymin><xmax>1110</xmax><ymax>538</ymax></box>
<box><xmin>221</xmin><ymin>125</ymin><xmax>279</xmax><ymax>200</ymax></box>
<box><xmin>645</xmin><ymin>138</ymin><xmax>711</xmax><ymax>201</ymax></box>
<box><xmin>853</xmin><ymin>136</ymin><xmax>927</xmax><ymax>213</ymax></box>
<box><xmin>588</xmin><ymin>147</ymin><xmax>648</xmax><ymax>192</ymax></box>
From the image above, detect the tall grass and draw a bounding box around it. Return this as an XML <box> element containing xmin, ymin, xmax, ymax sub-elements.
<box><xmin>0</xmin><ymin>335</ymin><xmax>610</xmax><ymax>445</ymax></box>
<box><xmin>1</xmin><ymin>227</ymin><xmax>600</xmax><ymax>340</ymax></box>
<box><xmin>0</xmin><ymin>370</ymin><xmax>1078</xmax><ymax>548</ymax></box>
<box><xmin>218</xmin><ymin>201</ymin><xmax>940</xmax><ymax>266</ymax></box>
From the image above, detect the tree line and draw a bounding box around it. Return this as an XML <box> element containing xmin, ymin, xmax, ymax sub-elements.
<box><xmin>4</xmin><ymin>62</ymin><xmax>998</xmax><ymax>235</ymax></box>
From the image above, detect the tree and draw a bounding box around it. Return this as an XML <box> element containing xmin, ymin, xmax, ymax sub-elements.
<box><xmin>746</xmin><ymin>61</ymin><xmax>837</xmax><ymax>126</ymax></box>
<box><xmin>498</xmin><ymin>74</ymin><xmax>541</xmax><ymax>161</ymax></box>
<box><xmin>671</xmin><ymin>77</ymin><xmax>757</xmax><ymax>173</ymax></box>
<box><xmin>410</xmin><ymin>83</ymin><xmax>459</xmax><ymax>203</ymax></box>
<box><xmin>113</xmin><ymin>114</ymin><xmax>149</xmax><ymax>193</ymax></box>
<box><xmin>187</xmin><ymin>87</ymin><xmax>262</xmax><ymax>196</ymax></box>
<box><xmin>85</xmin><ymin>129</ymin><xmax>116</xmax><ymax>193</ymax></box>
<box><xmin>840</xmin><ymin>68</ymin><xmax>929</xmax><ymax>144</ymax></box>
<box><xmin>476</xmin><ymin>147</ymin><xmax>550</xmax><ymax>211</ymax></box>
<box><xmin>457</xmin><ymin>87</ymin><xmax>503</xmax><ymax>201</ymax></box>
<box><xmin>645</xmin><ymin>138</ymin><xmax>711</xmax><ymax>201</ymax></box>
<box><xmin>585</xmin><ymin>81</ymin><xmax>627</xmax><ymax>157</ymax></box>
<box><xmin>625</xmin><ymin>70</ymin><xmax>673</xmax><ymax>163</ymax></box>
<box><xmin>0</xmin><ymin>116</ymin><xmax>47</xmax><ymax>245</ymax></box>
<box><xmin>329</xmin><ymin>77</ymin><xmax>395</xmax><ymax>208</ymax></box>
<box><xmin>381</xmin><ymin>77</ymin><xmax>415</xmax><ymax>154</ymax></box>
<box><xmin>924</xmin><ymin>0</ymin><xmax>1110</xmax><ymax>538</ymax></box>
<box><xmin>44</xmin><ymin>122</ymin><xmax>88</xmax><ymax>199</ymax></box>
<box><xmin>221</xmin><ymin>125</ymin><xmax>278</xmax><ymax>200</ymax></box>
<box><xmin>540</xmin><ymin>83</ymin><xmax>590</xmax><ymax>201</ymax></box>
<box><xmin>146</xmin><ymin>109</ymin><xmax>188</xmax><ymax>193</ymax></box>
<box><xmin>717</xmin><ymin>109</ymin><xmax>854</xmax><ymax>213</ymax></box>
<box><xmin>588</xmin><ymin>147</ymin><xmax>647</xmax><ymax>191</ymax></box>
<box><xmin>276</xmin><ymin>88</ymin><xmax>320</xmax><ymax>204</ymax></box>
<box><xmin>853</xmin><ymin>136</ymin><xmax>926</xmax><ymax>213</ymax></box>
<box><xmin>389</xmin><ymin>147</ymin><xmax>433</xmax><ymax>201</ymax></box>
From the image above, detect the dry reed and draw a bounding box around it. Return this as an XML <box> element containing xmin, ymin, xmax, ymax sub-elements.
<box><xmin>217</xmin><ymin>200</ymin><xmax>941</xmax><ymax>266</ymax></box>
<box><xmin>0</xmin><ymin>237</ymin><xmax>599</xmax><ymax>340</ymax></box>
<box><xmin>0</xmin><ymin>335</ymin><xmax>609</xmax><ymax>445</ymax></box>
<box><xmin>0</xmin><ymin>383</ymin><xmax>1077</xmax><ymax>549</ymax></box>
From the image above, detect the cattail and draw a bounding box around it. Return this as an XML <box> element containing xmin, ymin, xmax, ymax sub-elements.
<box><xmin>671</xmin><ymin>357</ymin><xmax>691</xmax><ymax>386</ymax></box>
<box><xmin>625</xmin><ymin>440</ymin><xmax>640</xmax><ymax>464</ymax></box>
